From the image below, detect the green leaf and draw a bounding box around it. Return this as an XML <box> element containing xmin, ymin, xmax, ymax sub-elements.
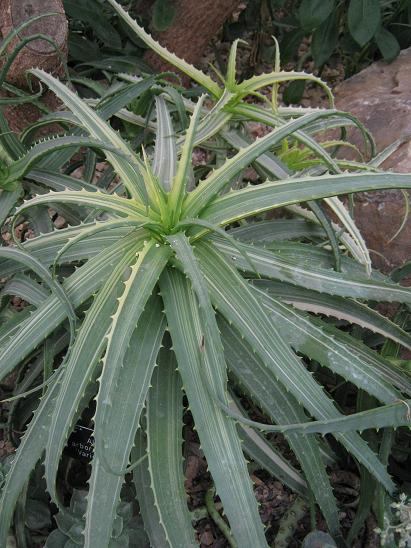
<box><xmin>153</xmin><ymin>96</ymin><xmax>177</xmax><ymax>192</ymax></box>
<box><xmin>233</xmin><ymin>397</ymin><xmax>308</xmax><ymax>498</ymax></box>
<box><xmin>152</xmin><ymin>0</ymin><xmax>177</xmax><ymax>31</ymax></box>
<box><xmin>29</xmin><ymin>69</ymin><xmax>148</xmax><ymax>206</ymax></box>
<box><xmin>213</xmin><ymin>238</ymin><xmax>411</xmax><ymax>306</ymax></box>
<box><xmin>0</xmin><ymin>232</ymin><xmax>145</xmax><ymax>383</ymax></box>
<box><xmin>169</xmin><ymin>95</ymin><xmax>205</xmax><ymax>226</ymax></box>
<box><xmin>15</xmin><ymin>189</ymin><xmax>148</xmax><ymax>221</ymax></box>
<box><xmin>44</xmin><ymin>242</ymin><xmax>144</xmax><ymax>507</ymax></box>
<box><xmin>132</xmin><ymin>431</ymin><xmax>168</xmax><ymax>547</ymax></box>
<box><xmin>348</xmin><ymin>0</ymin><xmax>381</xmax><ymax>46</ymax></box>
<box><xmin>1</xmin><ymin>273</ymin><xmax>49</xmax><ymax>307</ymax></box>
<box><xmin>375</xmin><ymin>27</ymin><xmax>400</xmax><ymax>62</ymax></box>
<box><xmin>105</xmin><ymin>0</ymin><xmax>221</xmax><ymax>97</ymax></box>
<box><xmin>160</xmin><ymin>268</ymin><xmax>268</xmax><ymax>547</ymax></box>
<box><xmin>5</xmin><ymin>135</ymin><xmax>128</xmax><ymax>187</ymax></box>
<box><xmin>202</xmin><ymin>172</ymin><xmax>411</xmax><ymax>227</ymax></box>
<box><xmin>0</xmin><ymin>247</ymin><xmax>76</xmax><ymax>341</ymax></box>
<box><xmin>184</xmin><ymin>110</ymin><xmax>345</xmax><ymax>219</ymax></box>
<box><xmin>146</xmin><ymin>347</ymin><xmax>197</xmax><ymax>546</ymax></box>
<box><xmin>311</xmin><ymin>11</ymin><xmax>339</xmax><ymax>66</ymax></box>
<box><xmin>194</xmin><ymin>242</ymin><xmax>395</xmax><ymax>493</ymax></box>
<box><xmin>220</xmin><ymin>318</ymin><xmax>342</xmax><ymax>540</ymax></box>
<box><xmin>27</xmin><ymin>169</ymin><xmax>100</xmax><ymax>193</ymax></box>
<box><xmin>252</xmin><ymin>279</ymin><xmax>411</xmax><ymax>350</ymax></box>
<box><xmin>0</xmin><ymin>376</ymin><xmax>61</xmax><ymax>547</ymax></box>
<box><xmin>84</xmin><ymin>295</ymin><xmax>166</xmax><ymax>547</ymax></box>
<box><xmin>253</xmin><ymin>285</ymin><xmax>410</xmax><ymax>400</ymax></box>
<box><xmin>238</xmin><ymin>71</ymin><xmax>334</xmax><ymax>106</ymax></box>
<box><xmin>229</xmin><ymin>219</ymin><xmax>325</xmax><ymax>242</ymax></box>
<box><xmin>64</xmin><ymin>0</ymin><xmax>122</xmax><ymax>48</ymax></box>
<box><xmin>298</xmin><ymin>0</ymin><xmax>335</xmax><ymax>31</ymax></box>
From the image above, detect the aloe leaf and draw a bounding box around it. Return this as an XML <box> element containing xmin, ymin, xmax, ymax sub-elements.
<box><xmin>184</xmin><ymin>110</ymin><xmax>347</xmax><ymax>219</ymax></box>
<box><xmin>0</xmin><ymin>232</ymin><xmax>142</xmax><ymax>382</ymax></box>
<box><xmin>233</xmin><ymin>398</ymin><xmax>308</xmax><ymax>498</ymax></box>
<box><xmin>229</xmin><ymin>218</ymin><xmax>325</xmax><ymax>242</ymax></box>
<box><xmin>0</xmin><ymin>374</ymin><xmax>61</xmax><ymax>547</ymax></box>
<box><xmin>194</xmin><ymin>242</ymin><xmax>395</xmax><ymax>493</ymax></box>
<box><xmin>221</xmin><ymin>129</ymin><xmax>289</xmax><ymax>179</ymax></box>
<box><xmin>191</xmin><ymin>94</ymin><xmax>233</xmax><ymax>147</ymax></box>
<box><xmin>20</xmin><ymin>112</ymin><xmax>86</xmax><ymax>147</ymax></box>
<box><xmin>84</xmin><ymin>295</ymin><xmax>166</xmax><ymax>547</ymax></box>
<box><xmin>0</xmin><ymin>247</ymin><xmax>76</xmax><ymax>339</ymax></box>
<box><xmin>1</xmin><ymin>273</ymin><xmax>49</xmax><ymax>306</ymax></box>
<box><xmin>145</xmin><ymin>347</ymin><xmax>197</xmax><ymax>547</ymax></box>
<box><xmin>169</xmin><ymin>96</ymin><xmax>205</xmax><ymax>226</ymax></box>
<box><xmin>153</xmin><ymin>96</ymin><xmax>177</xmax><ymax>192</ymax></box>
<box><xmin>239</xmin><ymin>71</ymin><xmax>334</xmax><ymax>106</ymax></box>
<box><xmin>28</xmin><ymin>169</ymin><xmax>99</xmax><ymax>193</ymax></box>
<box><xmin>5</xmin><ymin>136</ymin><xmax>132</xmax><ymax>188</ymax></box>
<box><xmin>0</xmin><ymin>188</ymin><xmax>22</xmax><ymax>225</ymax></box>
<box><xmin>15</xmin><ymin>189</ymin><xmax>148</xmax><ymax>221</ymax></box>
<box><xmin>52</xmin><ymin>219</ymin><xmax>157</xmax><ymax>276</ymax></box>
<box><xmin>226</xmin><ymin>39</ymin><xmax>242</xmax><ymax>89</ymax></box>
<box><xmin>105</xmin><ymin>0</ymin><xmax>221</xmax><ymax>97</ymax></box>
<box><xmin>202</xmin><ymin>172</ymin><xmax>411</xmax><ymax>226</ymax></box>
<box><xmin>212</xmin><ymin>237</ymin><xmax>411</xmax><ymax>305</ymax></box>
<box><xmin>219</xmin><ymin>318</ymin><xmax>342</xmax><ymax>541</ymax></box>
<box><xmin>251</xmin><ymin>240</ymin><xmax>380</xmax><ymax>279</ymax></box>
<box><xmin>47</xmin><ymin>239</ymin><xmax>169</xmax><ymax>510</ymax></box>
<box><xmin>324</xmin><ymin>195</ymin><xmax>371</xmax><ymax>274</ymax></box>
<box><xmin>160</xmin><ymin>268</ymin><xmax>268</xmax><ymax>547</ymax></box>
<box><xmin>224</xmin><ymin>397</ymin><xmax>411</xmax><ymax>436</ymax></box>
<box><xmin>97</xmin><ymin>77</ymin><xmax>157</xmax><ymax>120</ymax></box>
<box><xmin>44</xmin><ymin>242</ymin><xmax>143</xmax><ymax>507</ymax></box>
<box><xmin>94</xmin><ymin>241</ymin><xmax>170</xmax><ymax>459</ymax></box>
<box><xmin>235</xmin><ymin>103</ymin><xmax>374</xmax><ymax>165</ymax></box>
<box><xmin>0</xmin><ymin>225</ymin><xmax>139</xmax><ymax>277</ymax></box>
<box><xmin>306</xmin><ymin>199</ymin><xmax>342</xmax><ymax>272</ymax></box>
<box><xmin>132</xmin><ymin>430</ymin><xmax>168</xmax><ymax>547</ymax></box>
<box><xmin>285</xmin><ymin>204</ymin><xmax>370</xmax><ymax>267</ymax></box>
<box><xmin>29</xmin><ymin>69</ymin><xmax>147</xmax><ymax>205</ymax></box>
<box><xmin>252</xmin><ymin>279</ymin><xmax>411</xmax><ymax>350</ymax></box>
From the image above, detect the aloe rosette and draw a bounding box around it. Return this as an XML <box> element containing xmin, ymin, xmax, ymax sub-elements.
<box><xmin>0</xmin><ymin>2</ymin><xmax>411</xmax><ymax>546</ymax></box>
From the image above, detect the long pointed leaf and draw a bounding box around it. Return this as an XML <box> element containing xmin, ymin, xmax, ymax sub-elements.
<box><xmin>202</xmin><ymin>172</ymin><xmax>411</xmax><ymax>226</ymax></box>
<box><xmin>84</xmin><ymin>295</ymin><xmax>166</xmax><ymax>547</ymax></box>
<box><xmin>160</xmin><ymin>268</ymin><xmax>268</xmax><ymax>547</ymax></box>
<box><xmin>194</xmin><ymin>241</ymin><xmax>395</xmax><ymax>493</ymax></box>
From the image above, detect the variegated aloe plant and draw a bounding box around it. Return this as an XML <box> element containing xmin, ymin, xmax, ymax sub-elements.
<box><xmin>1</xmin><ymin>3</ymin><xmax>411</xmax><ymax>546</ymax></box>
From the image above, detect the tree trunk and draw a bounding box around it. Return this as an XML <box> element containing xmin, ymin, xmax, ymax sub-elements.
<box><xmin>144</xmin><ymin>0</ymin><xmax>241</xmax><ymax>76</ymax></box>
<box><xmin>0</xmin><ymin>0</ymin><xmax>68</xmax><ymax>134</ymax></box>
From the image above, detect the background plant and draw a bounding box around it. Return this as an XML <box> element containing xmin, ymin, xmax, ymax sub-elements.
<box><xmin>1</xmin><ymin>1</ymin><xmax>411</xmax><ymax>546</ymax></box>
<box><xmin>224</xmin><ymin>0</ymin><xmax>411</xmax><ymax>103</ymax></box>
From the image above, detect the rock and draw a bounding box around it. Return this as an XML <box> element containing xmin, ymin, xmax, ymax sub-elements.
<box><xmin>0</xmin><ymin>0</ymin><xmax>68</xmax><ymax>87</ymax></box>
<box><xmin>334</xmin><ymin>48</ymin><xmax>411</xmax><ymax>272</ymax></box>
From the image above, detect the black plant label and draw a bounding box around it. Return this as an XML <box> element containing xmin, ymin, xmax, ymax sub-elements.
<box><xmin>66</xmin><ymin>424</ymin><xmax>94</xmax><ymax>463</ymax></box>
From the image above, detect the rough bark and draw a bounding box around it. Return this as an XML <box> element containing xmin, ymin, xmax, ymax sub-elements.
<box><xmin>143</xmin><ymin>0</ymin><xmax>242</xmax><ymax>75</ymax></box>
<box><xmin>0</xmin><ymin>0</ymin><xmax>68</xmax><ymax>87</ymax></box>
<box><xmin>0</xmin><ymin>0</ymin><xmax>68</xmax><ymax>134</ymax></box>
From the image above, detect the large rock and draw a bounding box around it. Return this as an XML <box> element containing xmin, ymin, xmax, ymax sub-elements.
<box><xmin>334</xmin><ymin>48</ymin><xmax>411</xmax><ymax>272</ymax></box>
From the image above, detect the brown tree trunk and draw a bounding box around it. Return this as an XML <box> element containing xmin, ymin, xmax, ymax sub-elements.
<box><xmin>0</xmin><ymin>0</ymin><xmax>68</xmax><ymax>133</ymax></box>
<box><xmin>0</xmin><ymin>0</ymin><xmax>68</xmax><ymax>87</ymax></box>
<box><xmin>143</xmin><ymin>0</ymin><xmax>242</xmax><ymax>76</ymax></box>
